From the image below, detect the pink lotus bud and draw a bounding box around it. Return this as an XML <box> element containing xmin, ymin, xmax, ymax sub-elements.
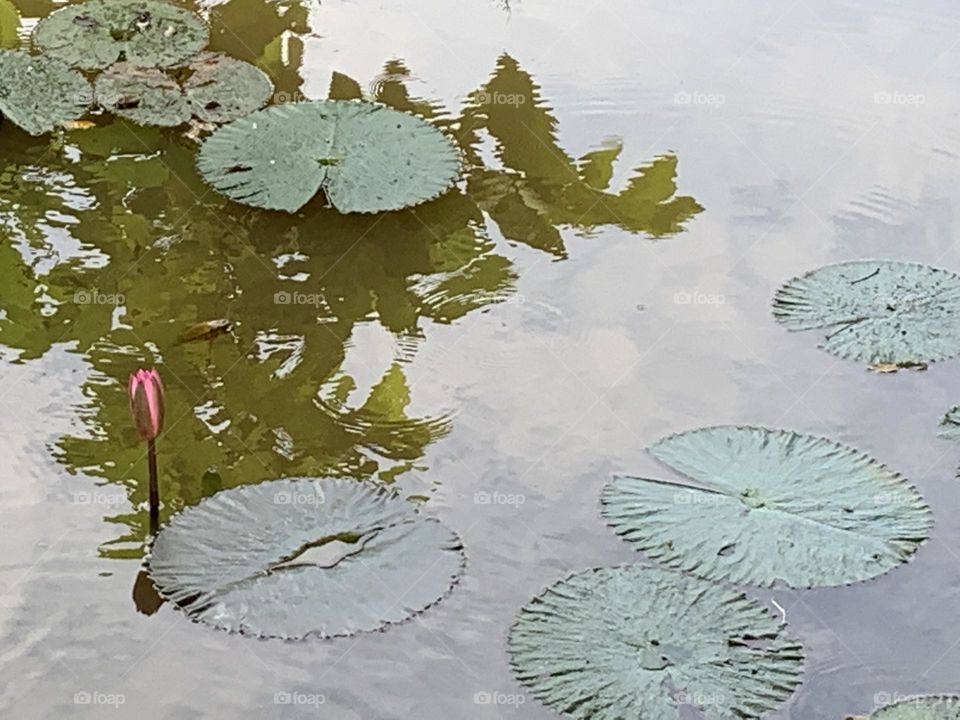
<box><xmin>128</xmin><ymin>368</ymin><xmax>165</xmax><ymax>442</ymax></box>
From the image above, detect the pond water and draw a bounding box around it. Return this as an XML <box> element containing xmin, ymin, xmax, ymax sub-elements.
<box><xmin>2</xmin><ymin>0</ymin><xmax>960</xmax><ymax>717</ymax></box>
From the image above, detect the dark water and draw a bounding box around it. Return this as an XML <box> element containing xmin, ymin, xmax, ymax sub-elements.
<box><xmin>2</xmin><ymin>0</ymin><xmax>960</xmax><ymax>717</ymax></box>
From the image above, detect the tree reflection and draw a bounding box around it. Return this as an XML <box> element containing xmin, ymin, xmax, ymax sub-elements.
<box><xmin>0</xmin><ymin>5</ymin><xmax>701</xmax><ymax>557</ymax></box>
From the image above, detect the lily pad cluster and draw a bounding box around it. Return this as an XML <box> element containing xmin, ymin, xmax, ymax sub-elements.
<box><xmin>509</xmin><ymin>425</ymin><xmax>933</xmax><ymax>719</ymax></box>
<box><xmin>0</xmin><ymin>0</ymin><xmax>271</xmax><ymax>134</ymax></box>
<box><xmin>146</xmin><ymin>477</ymin><xmax>465</xmax><ymax>639</ymax></box>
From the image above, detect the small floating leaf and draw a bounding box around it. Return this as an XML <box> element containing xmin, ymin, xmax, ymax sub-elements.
<box><xmin>0</xmin><ymin>50</ymin><xmax>93</xmax><ymax>135</ymax></box>
<box><xmin>33</xmin><ymin>0</ymin><xmax>207</xmax><ymax>70</ymax></box>
<box><xmin>602</xmin><ymin>426</ymin><xmax>930</xmax><ymax>588</ymax></box>
<box><xmin>196</xmin><ymin>100</ymin><xmax>462</xmax><ymax>213</ymax></box>
<box><xmin>509</xmin><ymin>565</ymin><xmax>804</xmax><ymax>719</ymax></box>
<box><xmin>941</xmin><ymin>406</ymin><xmax>960</xmax><ymax>440</ymax></box>
<box><xmin>0</xmin><ymin>0</ymin><xmax>20</xmax><ymax>50</ymax></box>
<box><xmin>183</xmin><ymin>53</ymin><xmax>273</xmax><ymax>124</ymax></box>
<box><xmin>773</xmin><ymin>260</ymin><xmax>960</xmax><ymax>365</ymax></box>
<box><xmin>868</xmin><ymin>696</ymin><xmax>960</xmax><ymax>719</ymax></box>
<box><xmin>94</xmin><ymin>63</ymin><xmax>190</xmax><ymax>127</ymax></box>
<box><xmin>146</xmin><ymin>478</ymin><xmax>464</xmax><ymax>639</ymax></box>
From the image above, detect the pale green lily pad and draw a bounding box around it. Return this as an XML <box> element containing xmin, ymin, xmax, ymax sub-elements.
<box><xmin>183</xmin><ymin>53</ymin><xmax>273</xmax><ymax>124</ymax></box>
<box><xmin>196</xmin><ymin>100</ymin><xmax>462</xmax><ymax>213</ymax></box>
<box><xmin>773</xmin><ymin>260</ymin><xmax>960</xmax><ymax>365</ymax></box>
<box><xmin>868</xmin><ymin>696</ymin><xmax>960</xmax><ymax>719</ymax></box>
<box><xmin>939</xmin><ymin>406</ymin><xmax>960</xmax><ymax>440</ymax></box>
<box><xmin>509</xmin><ymin>566</ymin><xmax>804</xmax><ymax>720</ymax></box>
<box><xmin>0</xmin><ymin>0</ymin><xmax>20</xmax><ymax>50</ymax></box>
<box><xmin>0</xmin><ymin>50</ymin><xmax>93</xmax><ymax>135</ymax></box>
<box><xmin>146</xmin><ymin>478</ymin><xmax>464</xmax><ymax>639</ymax></box>
<box><xmin>602</xmin><ymin>426</ymin><xmax>930</xmax><ymax>588</ymax></box>
<box><xmin>94</xmin><ymin>63</ymin><xmax>190</xmax><ymax>127</ymax></box>
<box><xmin>33</xmin><ymin>0</ymin><xmax>207</xmax><ymax>70</ymax></box>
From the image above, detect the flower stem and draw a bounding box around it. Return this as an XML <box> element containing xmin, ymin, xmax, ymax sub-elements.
<box><xmin>148</xmin><ymin>438</ymin><xmax>158</xmax><ymax>534</ymax></box>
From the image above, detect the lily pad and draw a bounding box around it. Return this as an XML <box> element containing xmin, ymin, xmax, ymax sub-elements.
<box><xmin>868</xmin><ymin>696</ymin><xmax>960</xmax><ymax>719</ymax></box>
<box><xmin>146</xmin><ymin>478</ymin><xmax>464</xmax><ymax>639</ymax></box>
<box><xmin>183</xmin><ymin>53</ymin><xmax>273</xmax><ymax>124</ymax></box>
<box><xmin>0</xmin><ymin>0</ymin><xmax>20</xmax><ymax>50</ymax></box>
<box><xmin>33</xmin><ymin>0</ymin><xmax>207</xmax><ymax>70</ymax></box>
<box><xmin>196</xmin><ymin>100</ymin><xmax>462</xmax><ymax>213</ymax></box>
<box><xmin>509</xmin><ymin>565</ymin><xmax>804</xmax><ymax>720</ymax></box>
<box><xmin>95</xmin><ymin>63</ymin><xmax>190</xmax><ymax>127</ymax></box>
<box><xmin>773</xmin><ymin>260</ymin><xmax>960</xmax><ymax>366</ymax></box>
<box><xmin>0</xmin><ymin>50</ymin><xmax>93</xmax><ymax>135</ymax></box>
<box><xmin>939</xmin><ymin>406</ymin><xmax>960</xmax><ymax>440</ymax></box>
<box><xmin>602</xmin><ymin>426</ymin><xmax>930</xmax><ymax>588</ymax></box>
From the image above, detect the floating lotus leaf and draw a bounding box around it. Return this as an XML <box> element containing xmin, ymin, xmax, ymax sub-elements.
<box><xmin>509</xmin><ymin>566</ymin><xmax>804</xmax><ymax>720</ymax></box>
<box><xmin>602</xmin><ymin>426</ymin><xmax>930</xmax><ymax>588</ymax></box>
<box><xmin>867</xmin><ymin>696</ymin><xmax>960</xmax><ymax>719</ymax></box>
<box><xmin>196</xmin><ymin>100</ymin><xmax>462</xmax><ymax>213</ymax></box>
<box><xmin>94</xmin><ymin>63</ymin><xmax>190</xmax><ymax>127</ymax></box>
<box><xmin>33</xmin><ymin>0</ymin><xmax>207</xmax><ymax>70</ymax></box>
<box><xmin>183</xmin><ymin>53</ymin><xmax>273</xmax><ymax>124</ymax></box>
<box><xmin>0</xmin><ymin>0</ymin><xmax>20</xmax><ymax>50</ymax></box>
<box><xmin>0</xmin><ymin>50</ymin><xmax>93</xmax><ymax>135</ymax></box>
<box><xmin>773</xmin><ymin>260</ymin><xmax>960</xmax><ymax>365</ymax></box>
<box><xmin>146</xmin><ymin>478</ymin><xmax>464</xmax><ymax>639</ymax></box>
<box><xmin>940</xmin><ymin>406</ymin><xmax>960</xmax><ymax>440</ymax></box>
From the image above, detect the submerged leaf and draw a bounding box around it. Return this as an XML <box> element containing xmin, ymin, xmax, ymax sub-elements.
<box><xmin>0</xmin><ymin>50</ymin><xmax>93</xmax><ymax>135</ymax></box>
<box><xmin>773</xmin><ymin>260</ymin><xmax>960</xmax><ymax>365</ymax></box>
<box><xmin>196</xmin><ymin>100</ymin><xmax>462</xmax><ymax>213</ymax></box>
<box><xmin>33</xmin><ymin>0</ymin><xmax>207</xmax><ymax>70</ymax></box>
<box><xmin>509</xmin><ymin>565</ymin><xmax>804</xmax><ymax>719</ymax></box>
<box><xmin>182</xmin><ymin>52</ymin><xmax>273</xmax><ymax>124</ymax></box>
<box><xmin>868</xmin><ymin>696</ymin><xmax>960</xmax><ymax>719</ymax></box>
<box><xmin>95</xmin><ymin>63</ymin><xmax>190</xmax><ymax>127</ymax></box>
<box><xmin>146</xmin><ymin>478</ymin><xmax>464</xmax><ymax>639</ymax></box>
<box><xmin>602</xmin><ymin>426</ymin><xmax>930</xmax><ymax>588</ymax></box>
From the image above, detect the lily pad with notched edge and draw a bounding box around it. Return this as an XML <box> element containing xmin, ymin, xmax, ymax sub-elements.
<box><xmin>602</xmin><ymin>426</ymin><xmax>930</xmax><ymax>588</ymax></box>
<box><xmin>866</xmin><ymin>696</ymin><xmax>960</xmax><ymax>719</ymax></box>
<box><xmin>0</xmin><ymin>50</ymin><xmax>93</xmax><ymax>135</ymax></box>
<box><xmin>95</xmin><ymin>63</ymin><xmax>190</xmax><ymax>127</ymax></box>
<box><xmin>773</xmin><ymin>260</ymin><xmax>960</xmax><ymax>366</ymax></box>
<box><xmin>196</xmin><ymin>100</ymin><xmax>462</xmax><ymax>213</ymax></box>
<box><xmin>509</xmin><ymin>565</ymin><xmax>804</xmax><ymax>720</ymax></box>
<box><xmin>145</xmin><ymin>478</ymin><xmax>464</xmax><ymax>639</ymax></box>
<box><xmin>33</xmin><ymin>0</ymin><xmax>207</xmax><ymax>70</ymax></box>
<box><xmin>183</xmin><ymin>53</ymin><xmax>273</xmax><ymax>124</ymax></box>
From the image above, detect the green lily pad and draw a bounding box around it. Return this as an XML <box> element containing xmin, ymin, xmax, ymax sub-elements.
<box><xmin>940</xmin><ymin>406</ymin><xmax>960</xmax><ymax>440</ymax></box>
<box><xmin>868</xmin><ymin>696</ymin><xmax>960</xmax><ymax>719</ymax></box>
<box><xmin>0</xmin><ymin>0</ymin><xmax>20</xmax><ymax>50</ymax></box>
<box><xmin>509</xmin><ymin>565</ymin><xmax>804</xmax><ymax>720</ymax></box>
<box><xmin>94</xmin><ymin>63</ymin><xmax>190</xmax><ymax>127</ymax></box>
<box><xmin>146</xmin><ymin>478</ymin><xmax>464</xmax><ymax>639</ymax></box>
<box><xmin>94</xmin><ymin>54</ymin><xmax>273</xmax><ymax>127</ymax></box>
<box><xmin>602</xmin><ymin>426</ymin><xmax>930</xmax><ymax>588</ymax></box>
<box><xmin>196</xmin><ymin>100</ymin><xmax>462</xmax><ymax>213</ymax></box>
<box><xmin>183</xmin><ymin>53</ymin><xmax>273</xmax><ymax>124</ymax></box>
<box><xmin>33</xmin><ymin>0</ymin><xmax>207</xmax><ymax>70</ymax></box>
<box><xmin>773</xmin><ymin>260</ymin><xmax>960</xmax><ymax>365</ymax></box>
<box><xmin>0</xmin><ymin>50</ymin><xmax>93</xmax><ymax>135</ymax></box>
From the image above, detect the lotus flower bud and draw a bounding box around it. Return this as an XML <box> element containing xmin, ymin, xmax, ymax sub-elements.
<box><xmin>128</xmin><ymin>368</ymin><xmax>165</xmax><ymax>442</ymax></box>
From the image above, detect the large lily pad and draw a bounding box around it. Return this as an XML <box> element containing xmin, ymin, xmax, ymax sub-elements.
<box><xmin>0</xmin><ymin>50</ymin><xmax>93</xmax><ymax>135</ymax></box>
<box><xmin>509</xmin><ymin>565</ymin><xmax>804</xmax><ymax>719</ymax></box>
<box><xmin>33</xmin><ymin>0</ymin><xmax>207</xmax><ymax>70</ymax></box>
<box><xmin>867</xmin><ymin>696</ymin><xmax>960</xmax><ymax>719</ymax></box>
<box><xmin>196</xmin><ymin>100</ymin><xmax>462</xmax><ymax>213</ymax></box>
<box><xmin>146</xmin><ymin>478</ymin><xmax>464</xmax><ymax>639</ymax></box>
<box><xmin>0</xmin><ymin>0</ymin><xmax>20</xmax><ymax>50</ymax></box>
<box><xmin>602</xmin><ymin>426</ymin><xmax>930</xmax><ymax>588</ymax></box>
<box><xmin>773</xmin><ymin>260</ymin><xmax>960</xmax><ymax>366</ymax></box>
<box><xmin>94</xmin><ymin>54</ymin><xmax>272</xmax><ymax>127</ymax></box>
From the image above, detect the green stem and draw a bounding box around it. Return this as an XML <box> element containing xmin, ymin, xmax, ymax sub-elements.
<box><xmin>148</xmin><ymin>438</ymin><xmax>158</xmax><ymax>535</ymax></box>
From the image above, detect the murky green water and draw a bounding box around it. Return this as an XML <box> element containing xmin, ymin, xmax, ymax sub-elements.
<box><xmin>2</xmin><ymin>0</ymin><xmax>960</xmax><ymax>717</ymax></box>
